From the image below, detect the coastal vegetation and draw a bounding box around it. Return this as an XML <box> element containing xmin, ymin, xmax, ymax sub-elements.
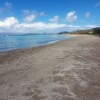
<box><xmin>58</xmin><ymin>27</ymin><xmax>100</xmax><ymax>36</ymax></box>
<box><xmin>78</xmin><ymin>28</ymin><xmax>100</xmax><ymax>36</ymax></box>
<box><xmin>92</xmin><ymin>27</ymin><xmax>100</xmax><ymax>36</ymax></box>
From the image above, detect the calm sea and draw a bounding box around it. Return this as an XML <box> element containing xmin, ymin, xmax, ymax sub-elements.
<box><xmin>0</xmin><ymin>34</ymin><xmax>71</xmax><ymax>51</ymax></box>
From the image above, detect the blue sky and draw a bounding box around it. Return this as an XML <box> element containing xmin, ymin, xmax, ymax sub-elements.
<box><xmin>0</xmin><ymin>0</ymin><xmax>100</xmax><ymax>33</ymax></box>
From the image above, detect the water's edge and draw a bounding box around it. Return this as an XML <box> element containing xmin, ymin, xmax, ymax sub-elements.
<box><xmin>0</xmin><ymin>34</ymin><xmax>72</xmax><ymax>52</ymax></box>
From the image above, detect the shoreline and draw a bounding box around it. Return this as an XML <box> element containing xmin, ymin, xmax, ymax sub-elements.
<box><xmin>0</xmin><ymin>35</ymin><xmax>100</xmax><ymax>100</ymax></box>
<box><xmin>0</xmin><ymin>34</ymin><xmax>81</xmax><ymax>53</ymax></box>
<box><xmin>0</xmin><ymin>35</ymin><xmax>76</xmax><ymax>62</ymax></box>
<box><xmin>0</xmin><ymin>34</ymin><xmax>73</xmax><ymax>53</ymax></box>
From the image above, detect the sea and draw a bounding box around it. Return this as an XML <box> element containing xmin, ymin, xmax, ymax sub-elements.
<box><xmin>0</xmin><ymin>34</ymin><xmax>72</xmax><ymax>51</ymax></box>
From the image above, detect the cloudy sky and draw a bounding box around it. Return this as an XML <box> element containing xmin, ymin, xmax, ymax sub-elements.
<box><xmin>0</xmin><ymin>0</ymin><xmax>100</xmax><ymax>33</ymax></box>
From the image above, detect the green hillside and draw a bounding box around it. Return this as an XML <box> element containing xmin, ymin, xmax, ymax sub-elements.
<box><xmin>71</xmin><ymin>27</ymin><xmax>100</xmax><ymax>36</ymax></box>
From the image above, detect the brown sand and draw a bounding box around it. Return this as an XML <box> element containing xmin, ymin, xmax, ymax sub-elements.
<box><xmin>0</xmin><ymin>35</ymin><xmax>100</xmax><ymax>100</ymax></box>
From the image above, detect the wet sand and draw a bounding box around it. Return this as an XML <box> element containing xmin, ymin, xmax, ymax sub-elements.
<box><xmin>0</xmin><ymin>35</ymin><xmax>100</xmax><ymax>100</ymax></box>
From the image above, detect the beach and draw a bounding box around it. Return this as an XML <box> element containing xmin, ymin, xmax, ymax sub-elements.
<box><xmin>0</xmin><ymin>35</ymin><xmax>100</xmax><ymax>100</ymax></box>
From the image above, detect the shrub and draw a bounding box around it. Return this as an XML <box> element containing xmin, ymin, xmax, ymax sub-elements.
<box><xmin>93</xmin><ymin>27</ymin><xmax>100</xmax><ymax>36</ymax></box>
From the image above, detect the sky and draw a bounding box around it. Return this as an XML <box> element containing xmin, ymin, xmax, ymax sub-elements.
<box><xmin>0</xmin><ymin>0</ymin><xmax>100</xmax><ymax>33</ymax></box>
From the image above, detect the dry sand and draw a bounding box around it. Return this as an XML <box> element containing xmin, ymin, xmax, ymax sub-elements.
<box><xmin>0</xmin><ymin>35</ymin><xmax>100</xmax><ymax>100</ymax></box>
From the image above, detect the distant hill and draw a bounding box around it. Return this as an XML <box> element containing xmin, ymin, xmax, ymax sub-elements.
<box><xmin>69</xmin><ymin>27</ymin><xmax>100</xmax><ymax>36</ymax></box>
<box><xmin>58</xmin><ymin>31</ymin><xmax>69</xmax><ymax>34</ymax></box>
<box><xmin>57</xmin><ymin>27</ymin><xmax>100</xmax><ymax>35</ymax></box>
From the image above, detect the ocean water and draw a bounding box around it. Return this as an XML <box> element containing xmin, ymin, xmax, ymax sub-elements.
<box><xmin>0</xmin><ymin>34</ymin><xmax>71</xmax><ymax>51</ymax></box>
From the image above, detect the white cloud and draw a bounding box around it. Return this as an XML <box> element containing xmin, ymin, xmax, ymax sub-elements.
<box><xmin>49</xmin><ymin>16</ymin><xmax>59</xmax><ymax>23</ymax></box>
<box><xmin>4</xmin><ymin>17</ymin><xmax>18</xmax><ymax>25</ymax></box>
<box><xmin>47</xmin><ymin>23</ymin><xmax>66</xmax><ymax>29</ymax></box>
<box><xmin>0</xmin><ymin>17</ymin><xmax>18</xmax><ymax>27</ymax></box>
<box><xmin>0</xmin><ymin>17</ymin><xmax>18</xmax><ymax>33</ymax></box>
<box><xmin>95</xmin><ymin>1</ymin><xmax>100</xmax><ymax>7</ymax></box>
<box><xmin>0</xmin><ymin>17</ymin><xmax>68</xmax><ymax>33</ymax></box>
<box><xmin>66</xmin><ymin>11</ymin><xmax>77</xmax><ymax>22</ymax></box>
<box><xmin>0</xmin><ymin>16</ymin><xmax>99</xmax><ymax>34</ymax></box>
<box><xmin>86</xmin><ymin>25</ymin><xmax>97</xmax><ymax>28</ymax></box>
<box><xmin>85</xmin><ymin>12</ymin><xmax>91</xmax><ymax>18</ymax></box>
<box><xmin>23</xmin><ymin>10</ymin><xmax>46</xmax><ymax>23</ymax></box>
<box><xmin>14</xmin><ymin>22</ymin><xmax>67</xmax><ymax>33</ymax></box>
<box><xmin>24</xmin><ymin>14</ymin><xmax>36</xmax><ymax>23</ymax></box>
<box><xmin>23</xmin><ymin>10</ymin><xmax>36</xmax><ymax>23</ymax></box>
<box><xmin>0</xmin><ymin>17</ymin><xmax>66</xmax><ymax>33</ymax></box>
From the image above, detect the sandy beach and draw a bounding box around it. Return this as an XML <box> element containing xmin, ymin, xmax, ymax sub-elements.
<box><xmin>0</xmin><ymin>35</ymin><xmax>100</xmax><ymax>100</ymax></box>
